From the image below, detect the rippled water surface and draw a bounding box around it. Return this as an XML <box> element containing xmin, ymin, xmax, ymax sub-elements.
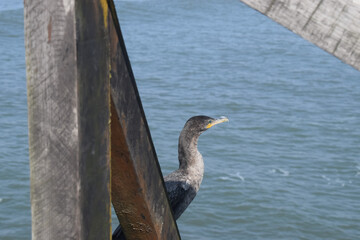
<box><xmin>1</xmin><ymin>0</ymin><xmax>359</xmax><ymax>239</ymax></box>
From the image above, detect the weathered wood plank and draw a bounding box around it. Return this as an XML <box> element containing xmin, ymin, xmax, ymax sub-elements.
<box><xmin>240</xmin><ymin>0</ymin><xmax>360</xmax><ymax>71</ymax></box>
<box><xmin>106</xmin><ymin>0</ymin><xmax>181</xmax><ymax>239</ymax></box>
<box><xmin>25</xmin><ymin>0</ymin><xmax>111</xmax><ymax>239</ymax></box>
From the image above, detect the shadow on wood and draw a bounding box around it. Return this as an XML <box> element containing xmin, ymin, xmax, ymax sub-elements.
<box><xmin>106</xmin><ymin>0</ymin><xmax>181</xmax><ymax>239</ymax></box>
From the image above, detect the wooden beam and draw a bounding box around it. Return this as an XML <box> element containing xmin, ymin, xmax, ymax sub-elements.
<box><xmin>240</xmin><ymin>0</ymin><xmax>360</xmax><ymax>71</ymax></box>
<box><xmin>106</xmin><ymin>1</ymin><xmax>181</xmax><ymax>239</ymax></box>
<box><xmin>25</xmin><ymin>0</ymin><xmax>111</xmax><ymax>239</ymax></box>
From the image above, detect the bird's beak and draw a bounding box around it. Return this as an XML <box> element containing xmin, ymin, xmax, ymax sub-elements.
<box><xmin>206</xmin><ymin>116</ymin><xmax>229</xmax><ymax>129</ymax></box>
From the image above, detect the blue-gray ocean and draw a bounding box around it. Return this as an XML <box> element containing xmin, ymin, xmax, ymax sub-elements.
<box><xmin>1</xmin><ymin>0</ymin><xmax>359</xmax><ymax>239</ymax></box>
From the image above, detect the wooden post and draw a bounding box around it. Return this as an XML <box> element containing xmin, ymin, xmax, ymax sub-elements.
<box><xmin>240</xmin><ymin>0</ymin><xmax>360</xmax><ymax>71</ymax></box>
<box><xmin>25</xmin><ymin>0</ymin><xmax>180</xmax><ymax>239</ymax></box>
<box><xmin>106</xmin><ymin>1</ymin><xmax>181</xmax><ymax>239</ymax></box>
<box><xmin>25</xmin><ymin>0</ymin><xmax>111</xmax><ymax>239</ymax></box>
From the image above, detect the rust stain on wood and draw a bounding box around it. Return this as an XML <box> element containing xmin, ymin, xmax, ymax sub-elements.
<box><xmin>107</xmin><ymin>0</ymin><xmax>180</xmax><ymax>238</ymax></box>
<box><xmin>47</xmin><ymin>16</ymin><xmax>52</xmax><ymax>43</ymax></box>
<box><xmin>111</xmin><ymin>96</ymin><xmax>158</xmax><ymax>239</ymax></box>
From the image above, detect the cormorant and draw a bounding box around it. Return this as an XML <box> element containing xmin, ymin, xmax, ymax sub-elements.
<box><xmin>113</xmin><ymin>115</ymin><xmax>229</xmax><ymax>239</ymax></box>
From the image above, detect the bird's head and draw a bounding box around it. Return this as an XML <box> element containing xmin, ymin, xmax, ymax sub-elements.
<box><xmin>184</xmin><ymin>115</ymin><xmax>229</xmax><ymax>133</ymax></box>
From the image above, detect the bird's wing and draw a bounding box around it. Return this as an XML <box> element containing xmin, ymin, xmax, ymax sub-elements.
<box><xmin>164</xmin><ymin>179</ymin><xmax>193</xmax><ymax>220</ymax></box>
<box><xmin>166</xmin><ymin>180</ymin><xmax>186</xmax><ymax>206</ymax></box>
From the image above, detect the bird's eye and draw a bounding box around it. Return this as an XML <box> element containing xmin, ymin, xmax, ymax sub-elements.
<box><xmin>208</xmin><ymin>120</ymin><xmax>212</xmax><ymax>124</ymax></box>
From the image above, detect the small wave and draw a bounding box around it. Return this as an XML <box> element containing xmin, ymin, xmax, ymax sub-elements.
<box><xmin>219</xmin><ymin>176</ymin><xmax>231</xmax><ymax>181</ymax></box>
<box><xmin>279</xmin><ymin>169</ymin><xmax>289</xmax><ymax>176</ymax></box>
<box><xmin>321</xmin><ymin>175</ymin><xmax>348</xmax><ymax>187</ymax></box>
<box><xmin>356</xmin><ymin>165</ymin><xmax>360</xmax><ymax>176</ymax></box>
<box><xmin>321</xmin><ymin>175</ymin><xmax>331</xmax><ymax>182</ymax></box>
<box><xmin>235</xmin><ymin>172</ymin><xmax>245</xmax><ymax>181</ymax></box>
<box><xmin>218</xmin><ymin>172</ymin><xmax>245</xmax><ymax>182</ymax></box>
<box><xmin>334</xmin><ymin>178</ymin><xmax>346</xmax><ymax>187</ymax></box>
<box><xmin>0</xmin><ymin>3</ymin><xmax>23</xmax><ymax>11</ymax></box>
<box><xmin>0</xmin><ymin>198</ymin><xmax>3</xmax><ymax>203</ymax></box>
<box><xmin>270</xmin><ymin>168</ymin><xmax>289</xmax><ymax>176</ymax></box>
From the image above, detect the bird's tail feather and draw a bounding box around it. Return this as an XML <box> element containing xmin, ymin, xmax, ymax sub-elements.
<box><xmin>112</xmin><ymin>224</ymin><xmax>126</xmax><ymax>240</ymax></box>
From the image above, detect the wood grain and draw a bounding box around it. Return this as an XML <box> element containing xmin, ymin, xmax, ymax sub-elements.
<box><xmin>25</xmin><ymin>0</ymin><xmax>111</xmax><ymax>239</ymax></box>
<box><xmin>240</xmin><ymin>0</ymin><xmax>360</xmax><ymax>71</ymax></box>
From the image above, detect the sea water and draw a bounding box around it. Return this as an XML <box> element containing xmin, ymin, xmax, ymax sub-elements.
<box><xmin>0</xmin><ymin>0</ymin><xmax>359</xmax><ymax>239</ymax></box>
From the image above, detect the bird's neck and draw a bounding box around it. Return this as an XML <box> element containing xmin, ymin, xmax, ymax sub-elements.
<box><xmin>178</xmin><ymin>129</ymin><xmax>204</xmax><ymax>181</ymax></box>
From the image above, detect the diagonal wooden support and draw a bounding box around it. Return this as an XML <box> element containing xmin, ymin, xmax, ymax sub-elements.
<box><xmin>106</xmin><ymin>1</ymin><xmax>181</xmax><ymax>239</ymax></box>
<box><xmin>25</xmin><ymin>0</ymin><xmax>111</xmax><ymax>239</ymax></box>
<box><xmin>240</xmin><ymin>0</ymin><xmax>360</xmax><ymax>71</ymax></box>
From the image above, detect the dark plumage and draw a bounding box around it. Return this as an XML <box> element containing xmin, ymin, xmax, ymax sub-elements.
<box><xmin>113</xmin><ymin>115</ymin><xmax>228</xmax><ymax>240</ymax></box>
